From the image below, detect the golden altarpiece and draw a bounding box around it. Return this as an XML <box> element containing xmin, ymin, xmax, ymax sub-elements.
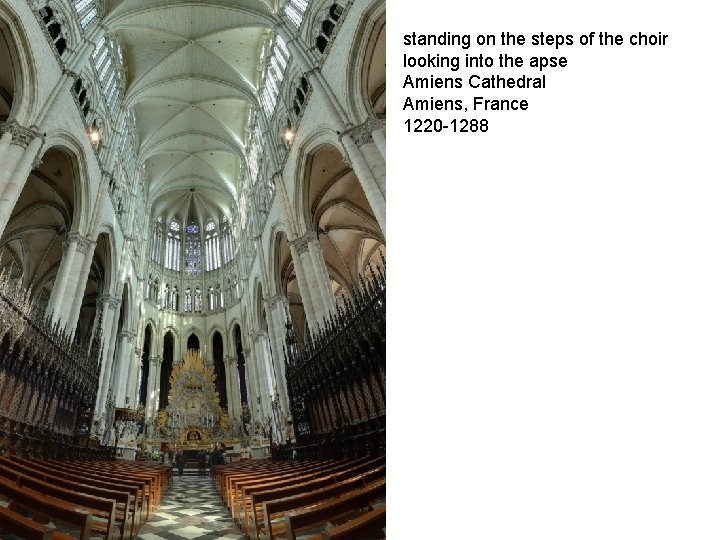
<box><xmin>143</xmin><ymin>349</ymin><xmax>243</xmax><ymax>451</ymax></box>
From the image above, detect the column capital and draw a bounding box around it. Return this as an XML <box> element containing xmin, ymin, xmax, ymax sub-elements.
<box><xmin>224</xmin><ymin>355</ymin><xmax>237</xmax><ymax>366</ymax></box>
<box><xmin>250</xmin><ymin>329</ymin><xmax>268</xmax><ymax>342</ymax></box>
<box><xmin>0</xmin><ymin>120</ymin><xmax>44</xmax><ymax>148</ymax></box>
<box><xmin>98</xmin><ymin>294</ymin><xmax>121</xmax><ymax>310</ymax></box>
<box><xmin>66</xmin><ymin>231</ymin><xmax>83</xmax><ymax>244</ymax></box>
<box><xmin>120</xmin><ymin>330</ymin><xmax>136</xmax><ymax>342</ymax></box>
<box><xmin>265</xmin><ymin>294</ymin><xmax>287</xmax><ymax>310</ymax></box>
<box><xmin>342</xmin><ymin>117</ymin><xmax>385</xmax><ymax>147</ymax></box>
<box><xmin>289</xmin><ymin>231</ymin><xmax>318</xmax><ymax>253</ymax></box>
<box><xmin>149</xmin><ymin>356</ymin><xmax>161</xmax><ymax>366</ymax></box>
<box><xmin>76</xmin><ymin>236</ymin><xmax>96</xmax><ymax>255</ymax></box>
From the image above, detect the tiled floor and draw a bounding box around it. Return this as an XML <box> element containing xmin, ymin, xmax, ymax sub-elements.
<box><xmin>136</xmin><ymin>472</ymin><xmax>246</xmax><ymax>540</ymax></box>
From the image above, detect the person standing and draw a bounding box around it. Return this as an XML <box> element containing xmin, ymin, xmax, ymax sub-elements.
<box><xmin>197</xmin><ymin>449</ymin><xmax>206</xmax><ymax>476</ymax></box>
<box><xmin>176</xmin><ymin>450</ymin><xmax>186</xmax><ymax>476</ymax></box>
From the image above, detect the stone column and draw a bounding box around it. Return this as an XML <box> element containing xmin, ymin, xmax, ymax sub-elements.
<box><xmin>45</xmin><ymin>233</ymin><xmax>79</xmax><ymax>323</ymax></box>
<box><xmin>266</xmin><ymin>294</ymin><xmax>290</xmax><ymax>411</ymax></box>
<box><xmin>95</xmin><ymin>295</ymin><xmax>120</xmax><ymax>415</ymax></box>
<box><xmin>125</xmin><ymin>346</ymin><xmax>141</xmax><ymax>408</ymax></box>
<box><xmin>288</xmin><ymin>241</ymin><xmax>318</xmax><ymax>330</ymax></box>
<box><xmin>350</xmin><ymin>117</ymin><xmax>386</xmax><ymax>198</ymax></box>
<box><xmin>145</xmin><ymin>356</ymin><xmax>160</xmax><ymax>420</ymax></box>
<box><xmin>224</xmin><ymin>355</ymin><xmax>239</xmax><ymax>418</ymax></box>
<box><xmin>371</xmin><ymin>125</ymin><xmax>386</xmax><ymax>162</ymax></box>
<box><xmin>339</xmin><ymin>132</ymin><xmax>386</xmax><ymax>235</ymax></box>
<box><xmin>0</xmin><ymin>125</ymin><xmax>24</xmax><ymax>197</ymax></box>
<box><xmin>243</xmin><ymin>346</ymin><xmax>259</xmax><ymax>415</ymax></box>
<box><xmin>0</xmin><ymin>121</ymin><xmax>44</xmax><ymax>236</ymax></box>
<box><xmin>112</xmin><ymin>330</ymin><xmax>135</xmax><ymax>408</ymax></box>
<box><xmin>290</xmin><ymin>232</ymin><xmax>336</xmax><ymax>331</ymax></box>
<box><xmin>63</xmin><ymin>235</ymin><xmax>96</xmax><ymax>331</ymax></box>
<box><xmin>251</xmin><ymin>331</ymin><xmax>274</xmax><ymax>419</ymax></box>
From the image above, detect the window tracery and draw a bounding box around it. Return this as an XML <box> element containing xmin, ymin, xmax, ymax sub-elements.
<box><xmin>205</xmin><ymin>222</ymin><xmax>220</xmax><ymax>271</ymax></box>
<box><xmin>185</xmin><ymin>223</ymin><xmax>201</xmax><ymax>276</ymax></box>
<box><xmin>194</xmin><ymin>287</ymin><xmax>203</xmax><ymax>312</ymax></box>
<box><xmin>284</xmin><ymin>0</ymin><xmax>309</xmax><ymax>29</ymax></box>
<box><xmin>92</xmin><ymin>35</ymin><xmax>123</xmax><ymax>117</ymax></box>
<box><xmin>165</xmin><ymin>220</ymin><xmax>181</xmax><ymax>271</ymax></box>
<box><xmin>184</xmin><ymin>287</ymin><xmax>192</xmax><ymax>312</ymax></box>
<box><xmin>73</xmin><ymin>0</ymin><xmax>98</xmax><ymax>30</ymax></box>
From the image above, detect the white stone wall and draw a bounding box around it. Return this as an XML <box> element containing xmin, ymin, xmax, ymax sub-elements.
<box><xmin>0</xmin><ymin>0</ymin><xmax>386</xmax><ymax>438</ymax></box>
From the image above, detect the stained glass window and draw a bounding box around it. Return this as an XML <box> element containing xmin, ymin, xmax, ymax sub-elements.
<box><xmin>184</xmin><ymin>287</ymin><xmax>192</xmax><ymax>312</ymax></box>
<box><xmin>221</xmin><ymin>217</ymin><xmax>236</xmax><ymax>263</ymax></box>
<box><xmin>75</xmin><ymin>0</ymin><xmax>98</xmax><ymax>30</ymax></box>
<box><xmin>92</xmin><ymin>35</ymin><xmax>122</xmax><ymax>118</ymax></box>
<box><xmin>165</xmin><ymin>220</ymin><xmax>181</xmax><ymax>271</ymax></box>
<box><xmin>259</xmin><ymin>35</ymin><xmax>289</xmax><ymax>117</ymax></box>
<box><xmin>284</xmin><ymin>0</ymin><xmax>308</xmax><ymax>29</ymax></box>
<box><xmin>194</xmin><ymin>287</ymin><xmax>203</xmax><ymax>312</ymax></box>
<box><xmin>185</xmin><ymin>223</ymin><xmax>201</xmax><ymax>275</ymax></box>
<box><xmin>205</xmin><ymin>222</ymin><xmax>220</xmax><ymax>271</ymax></box>
<box><xmin>150</xmin><ymin>218</ymin><xmax>164</xmax><ymax>264</ymax></box>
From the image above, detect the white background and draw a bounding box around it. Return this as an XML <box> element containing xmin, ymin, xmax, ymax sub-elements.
<box><xmin>387</xmin><ymin>1</ymin><xmax>720</xmax><ymax>537</ymax></box>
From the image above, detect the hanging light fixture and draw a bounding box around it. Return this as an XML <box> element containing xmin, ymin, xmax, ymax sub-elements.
<box><xmin>283</xmin><ymin>118</ymin><xmax>295</xmax><ymax>144</ymax></box>
<box><xmin>89</xmin><ymin>119</ymin><xmax>101</xmax><ymax>145</ymax></box>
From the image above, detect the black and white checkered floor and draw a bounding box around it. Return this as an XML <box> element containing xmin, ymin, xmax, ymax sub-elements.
<box><xmin>136</xmin><ymin>472</ymin><xmax>246</xmax><ymax>540</ymax></box>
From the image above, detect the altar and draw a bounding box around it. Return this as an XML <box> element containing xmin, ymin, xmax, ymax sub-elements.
<box><xmin>143</xmin><ymin>349</ymin><xmax>245</xmax><ymax>452</ymax></box>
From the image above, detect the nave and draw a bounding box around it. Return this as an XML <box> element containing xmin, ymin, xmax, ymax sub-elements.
<box><xmin>0</xmin><ymin>453</ymin><xmax>386</xmax><ymax>539</ymax></box>
<box><xmin>135</xmin><ymin>475</ymin><xmax>241</xmax><ymax>540</ymax></box>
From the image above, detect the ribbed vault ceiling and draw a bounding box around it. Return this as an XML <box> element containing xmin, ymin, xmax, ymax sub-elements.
<box><xmin>105</xmin><ymin>0</ymin><xmax>280</xmax><ymax>224</ymax></box>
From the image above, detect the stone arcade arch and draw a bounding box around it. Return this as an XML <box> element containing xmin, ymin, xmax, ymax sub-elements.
<box><xmin>139</xmin><ymin>323</ymin><xmax>152</xmax><ymax>408</ymax></box>
<box><xmin>187</xmin><ymin>332</ymin><xmax>200</xmax><ymax>351</ymax></box>
<box><xmin>0</xmin><ymin>145</ymin><xmax>89</xmax><ymax>328</ymax></box>
<box><xmin>273</xmin><ymin>229</ymin><xmax>308</xmax><ymax>343</ymax></box>
<box><xmin>212</xmin><ymin>331</ymin><xmax>228</xmax><ymax>410</ymax></box>
<box><xmin>233</xmin><ymin>323</ymin><xmax>249</xmax><ymax>407</ymax></box>
<box><xmin>159</xmin><ymin>330</ymin><xmax>174</xmax><ymax>410</ymax></box>
<box><xmin>0</xmin><ymin>4</ymin><xmax>37</xmax><ymax>125</ymax></box>
<box><xmin>303</xmin><ymin>143</ymin><xmax>384</xmax><ymax>298</ymax></box>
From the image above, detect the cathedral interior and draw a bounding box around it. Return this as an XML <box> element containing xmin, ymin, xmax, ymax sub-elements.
<box><xmin>0</xmin><ymin>0</ymin><xmax>386</xmax><ymax>537</ymax></box>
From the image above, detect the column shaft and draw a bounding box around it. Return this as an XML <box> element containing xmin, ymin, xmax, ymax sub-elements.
<box><xmin>66</xmin><ymin>240</ymin><xmax>96</xmax><ymax>333</ymax></box>
<box><xmin>95</xmin><ymin>297</ymin><xmax>120</xmax><ymax>415</ymax></box>
<box><xmin>289</xmin><ymin>242</ymin><xmax>318</xmax><ymax>330</ymax></box>
<box><xmin>46</xmin><ymin>238</ymin><xmax>79</xmax><ymax>323</ymax></box>
<box><xmin>341</xmin><ymin>134</ymin><xmax>386</xmax><ymax>235</ymax></box>
<box><xmin>0</xmin><ymin>134</ymin><xmax>43</xmax><ymax>235</ymax></box>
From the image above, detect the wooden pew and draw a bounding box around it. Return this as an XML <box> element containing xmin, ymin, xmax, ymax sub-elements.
<box><xmin>238</xmin><ymin>458</ymin><xmax>384</xmax><ymax>532</ymax></box>
<box><xmin>0</xmin><ymin>461</ymin><xmax>122</xmax><ymax>539</ymax></box>
<box><xmin>0</xmin><ymin>474</ymin><xmax>93</xmax><ymax>539</ymax></box>
<box><xmin>282</xmin><ymin>478</ymin><xmax>386</xmax><ymax>540</ymax></box>
<box><xmin>36</xmin><ymin>458</ymin><xmax>152</xmax><ymax>523</ymax></box>
<box><xmin>2</xmin><ymin>457</ymin><xmax>135</xmax><ymax>540</ymax></box>
<box><xmin>5</xmin><ymin>457</ymin><xmax>141</xmax><ymax>538</ymax></box>
<box><xmin>218</xmin><ymin>460</ymin><xmax>321</xmax><ymax>505</ymax></box>
<box><xmin>230</xmin><ymin>459</ymin><xmax>371</xmax><ymax>525</ymax></box>
<box><xmin>253</xmin><ymin>465</ymin><xmax>386</xmax><ymax>540</ymax></box>
<box><xmin>0</xmin><ymin>505</ymin><xmax>54</xmax><ymax>540</ymax></box>
<box><xmin>60</xmin><ymin>460</ymin><xmax>164</xmax><ymax>510</ymax></box>
<box><xmin>316</xmin><ymin>506</ymin><xmax>386</xmax><ymax>539</ymax></box>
